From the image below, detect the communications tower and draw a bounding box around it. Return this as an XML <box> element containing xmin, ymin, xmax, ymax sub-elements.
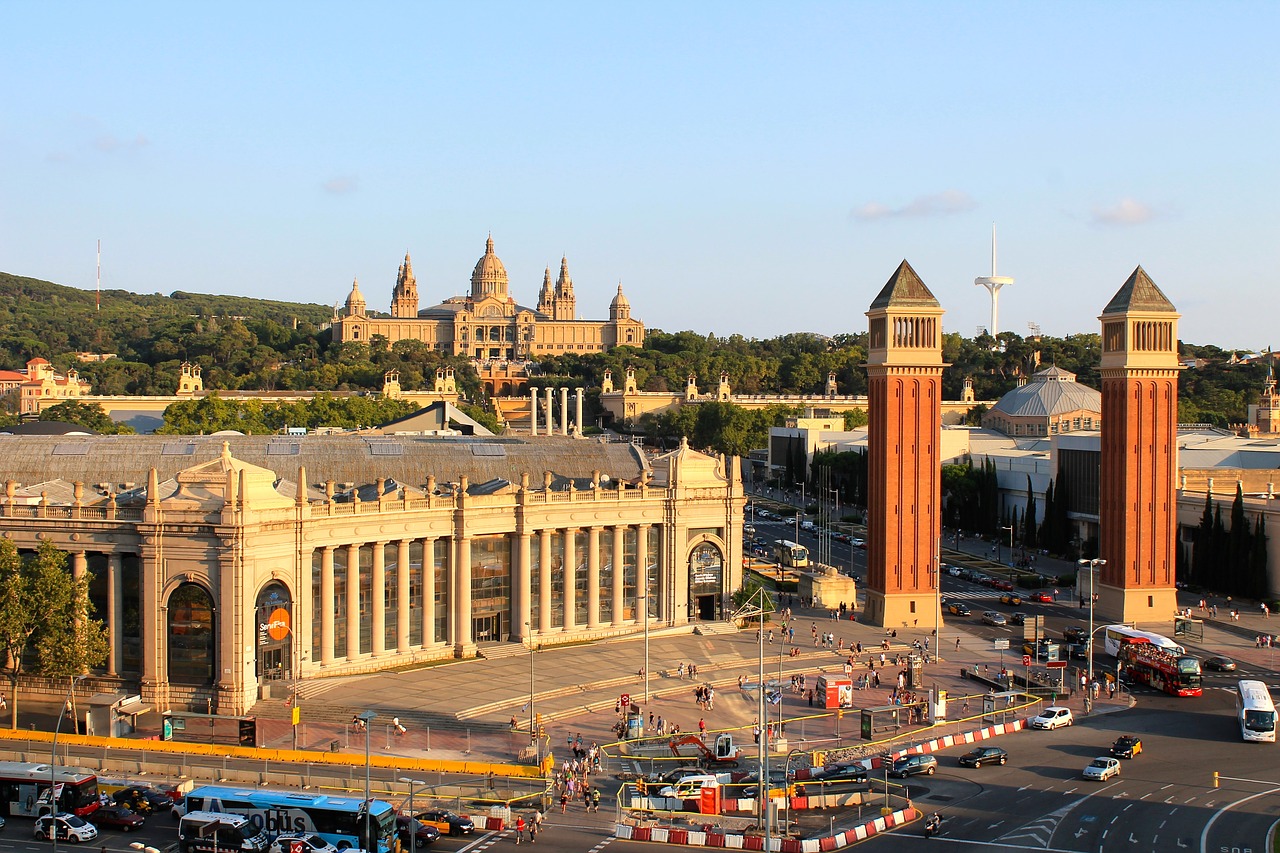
<box><xmin>975</xmin><ymin>225</ymin><xmax>1014</xmax><ymax>336</ymax></box>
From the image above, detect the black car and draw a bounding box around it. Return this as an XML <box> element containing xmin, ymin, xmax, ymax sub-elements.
<box><xmin>1062</xmin><ymin>625</ymin><xmax>1087</xmax><ymax>643</ymax></box>
<box><xmin>1009</xmin><ymin>612</ymin><xmax>1027</xmax><ymax>626</ymax></box>
<box><xmin>957</xmin><ymin>746</ymin><xmax>1007</xmax><ymax>768</ymax></box>
<box><xmin>396</xmin><ymin>815</ymin><xmax>440</xmax><ymax>848</ymax></box>
<box><xmin>1110</xmin><ymin>735</ymin><xmax>1143</xmax><ymax>758</ymax></box>
<box><xmin>817</xmin><ymin>764</ymin><xmax>869</xmax><ymax>783</ymax></box>
<box><xmin>946</xmin><ymin>602</ymin><xmax>971</xmax><ymax>616</ymax></box>
<box><xmin>1203</xmin><ymin>655</ymin><xmax>1238</xmax><ymax>672</ymax></box>
<box><xmin>415</xmin><ymin>810</ymin><xmax>474</xmax><ymax>837</ymax></box>
<box><xmin>111</xmin><ymin>786</ymin><xmax>172</xmax><ymax>814</ymax></box>
<box><xmin>89</xmin><ymin>806</ymin><xmax>145</xmax><ymax>832</ymax></box>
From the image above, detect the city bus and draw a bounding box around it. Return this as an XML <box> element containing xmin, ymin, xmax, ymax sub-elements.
<box><xmin>772</xmin><ymin>540</ymin><xmax>810</xmax><ymax>569</ymax></box>
<box><xmin>0</xmin><ymin>761</ymin><xmax>101</xmax><ymax>818</ymax></box>
<box><xmin>1236</xmin><ymin>680</ymin><xmax>1277</xmax><ymax>743</ymax></box>
<box><xmin>1102</xmin><ymin>625</ymin><xmax>1184</xmax><ymax>658</ymax></box>
<box><xmin>182</xmin><ymin>786</ymin><xmax>396</xmax><ymax>852</ymax></box>
<box><xmin>1116</xmin><ymin>639</ymin><xmax>1202</xmax><ymax>696</ymax></box>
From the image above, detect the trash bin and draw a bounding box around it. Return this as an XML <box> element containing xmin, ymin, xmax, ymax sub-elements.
<box><xmin>626</xmin><ymin>715</ymin><xmax>644</xmax><ymax>740</ymax></box>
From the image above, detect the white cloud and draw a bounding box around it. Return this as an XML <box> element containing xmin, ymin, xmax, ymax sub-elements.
<box><xmin>323</xmin><ymin>176</ymin><xmax>358</xmax><ymax>194</ymax></box>
<box><xmin>1091</xmin><ymin>197</ymin><xmax>1155</xmax><ymax>225</ymax></box>
<box><xmin>852</xmin><ymin>189</ymin><xmax>976</xmax><ymax>220</ymax></box>
<box><xmin>93</xmin><ymin>132</ymin><xmax>148</xmax><ymax>153</ymax></box>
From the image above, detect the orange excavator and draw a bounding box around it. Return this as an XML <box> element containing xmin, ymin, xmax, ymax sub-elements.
<box><xmin>668</xmin><ymin>733</ymin><xmax>742</xmax><ymax>769</ymax></box>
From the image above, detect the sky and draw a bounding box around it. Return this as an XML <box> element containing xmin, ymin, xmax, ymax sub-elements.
<box><xmin>1</xmin><ymin>2</ymin><xmax>1277</xmax><ymax>349</ymax></box>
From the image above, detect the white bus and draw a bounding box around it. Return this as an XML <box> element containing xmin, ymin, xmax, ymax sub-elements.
<box><xmin>772</xmin><ymin>540</ymin><xmax>810</xmax><ymax>568</ymax></box>
<box><xmin>1102</xmin><ymin>624</ymin><xmax>1184</xmax><ymax>658</ymax></box>
<box><xmin>1236</xmin><ymin>680</ymin><xmax>1277</xmax><ymax>743</ymax></box>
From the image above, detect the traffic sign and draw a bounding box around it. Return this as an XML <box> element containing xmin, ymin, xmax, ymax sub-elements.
<box><xmin>1046</xmin><ymin>661</ymin><xmax>1068</xmax><ymax>669</ymax></box>
<box><xmin>993</xmin><ymin>639</ymin><xmax>1010</xmax><ymax>650</ymax></box>
<box><xmin>620</xmin><ymin>693</ymin><xmax>630</xmax><ymax>708</ymax></box>
<box><xmin>1022</xmin><ymin>654</ymin><xmax>1032</xmax><ymax>666</ymax></box>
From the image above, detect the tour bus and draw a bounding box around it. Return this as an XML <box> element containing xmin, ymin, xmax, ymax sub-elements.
<box><xmin>772</xmin><ymin>540</ymin><xmax>810</xmax><ymax>569</ymax></box>
<box><xmin>1236</xmin><ymin>680</ymin><xmax>1277</xmax><ymax>743</ymax></box>
<box><xmin>0</xmin><ymin>761</ymin><xmax>101</xmax><ymax>818</ymax></box>
<box><xmin>182</xmin><ymin>786</ymin><xmax>395</xmax><ymax>852</ymax></box>
<box><xmin>1116</xmin><ymin>639</ymin><xmax>1202</xmax><ymax>697</ymax></box>
<box><xmin>1102</xmin><ymin>625</ymin><xmax>1184</xmax><ymax>658</ymax></box>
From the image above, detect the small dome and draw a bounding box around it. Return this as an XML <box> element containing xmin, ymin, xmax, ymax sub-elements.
<box><xmin>610</xmin><ymin>283</ymin><xmax>630</xmax><ymax>310</ymax></box>
<box><xmin>470</xmin><ymin>235</ymin><xmax>509</xmax><ymax>299</ymax></box>
<box><xmin>345</xmin><ymin>277</ymin><xmax>366</xmax><ymax>315</ymax></box>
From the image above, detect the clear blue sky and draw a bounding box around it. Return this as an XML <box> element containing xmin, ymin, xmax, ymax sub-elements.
<box><xmin>2</xmin><ymin>2</ymin><xmax>1276</xmax><ymax>348</ymax></box>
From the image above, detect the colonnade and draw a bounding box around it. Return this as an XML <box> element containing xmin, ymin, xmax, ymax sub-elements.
<box><xmin>528</xmin><ymin>387</ymin><xmax>585</xmax><ymax>436</ymax></box>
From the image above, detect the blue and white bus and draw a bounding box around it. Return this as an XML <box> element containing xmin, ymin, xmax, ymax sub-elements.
<box><xmin>1102</xmin><ymin>625</ymin><xmax>1184</xmax><ymax>658</ymax></box>
<box><xmin>182</xmin><ymin>786</ymin><xmax>395</xmax><ymax>852</ymax></box>
<box><xmin>1236</xmin><ymin>680</ymin><xmax>1277</xmax><ymax>743</ymax></box>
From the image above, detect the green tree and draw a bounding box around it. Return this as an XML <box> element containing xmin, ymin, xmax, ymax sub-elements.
<box><xmin>1229</xmin><ymin>483</ymin><xmax>1251</xmax><ymax>596</ymax></box>
<box><xmin>1192</xmin><ymin>492</ymin><xmax>1213</xmax><ymax>589</ymax></box>
<box><xmin>30</xmin><ymin>542</ymin><xmax>109</xmax><ymax>722</ymax></box>
<box><xmin>1039</xmin><ymin>479</ymin><xmax>1058</xmax><ymax>554</ymax></box>
<box><xmin>39</xmin><ymin>400</ymin><xmax>135</xmax><ymax>434</ymax></box>
<box><xmin>842</xmin><ymin>408</ymin><xmax>868</xmax><ymax>430</ymax></box>
<box><xmin>1249</xmin><ymin>517</ymin><xmax>1269</xmax><ymax>601</ymax></box>
<box><xmin>1023</xmin><ymin>475</ymin><xmax>1038</xmax><ymax>549</ymax></box>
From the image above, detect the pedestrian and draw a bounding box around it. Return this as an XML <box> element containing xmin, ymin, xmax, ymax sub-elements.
<box><xmin>698</xmin><ymin>717</ymin><xmax>706</xmax><ymax>738</ymax></box>
<box><xmin>531</xmin><ymin>809</ymin><xmax>542</xmax><ymax>841</ymax></box>
<box><xmin>560</xmin><ymin>792</ymin><xmax>568</xmax><ymax>813</ymax></box>
<box><xmin>351</xmin><ymin>714</ymin><xmax>366</xmax><ymax>731</ymax></box>
<box><xmin>678</xmin><ymin>662</ymin><xmax>685</xmax><ymax>679</ymax></box>
<box><xmin>515</xmin><ymin>815</ymin><xmax>525</xmax><ymax>845</ymax></box>
<box><xmin>0</xmin><ymin>691</ymin><xmax>6</xmax><ymax>711</ymax></box>
<box><xmin>393</xmin><ymin>716</ymin><xmax>406</xmax><ymax>736</ymax></box>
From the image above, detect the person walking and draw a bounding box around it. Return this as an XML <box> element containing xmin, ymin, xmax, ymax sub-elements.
<box><xmin>514</xmin><ymin>815</ymin><xmax>525</xmax><ymax>844</ymax></box>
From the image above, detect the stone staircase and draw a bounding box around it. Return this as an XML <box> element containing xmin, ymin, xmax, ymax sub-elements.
<box><xmin>693</xmin><ymin>621</ymin><xmax>740</xmax><ymax>636</ymax></box>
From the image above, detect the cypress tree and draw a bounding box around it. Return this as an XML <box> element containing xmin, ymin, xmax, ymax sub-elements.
<box><xmin>1040</xmin><ymin>479</ymin><xmax>1058</xmax><ymax>554</ymax></box>
<box><xmin>1229</xmin><ymin>483</ymin><xmax>1251</xmax><ymax>594</ymax></box>
<box><xmin>1192</xmin><ymin>492</ymin><xmax>1213</xmax><ymax>589</ymax></box>
<box><xmin>1053</xmin><ymin>473</ymin><xmax>1073</xmax><ymax>558</ymax></box>
<box><xmin>1249</xmin><ymin>516</ymin><xmax>1269</xmax><ymax>602</ymax></box>
<box><xmin>1023</xmin><ymin>475</ymin><xmax>1038</xmax><ymax>549</ymax></box>
<box><xmin>1212</xmin><ymin>505</ymin><xmax>1230</xmax><ymax>595</ymax></box>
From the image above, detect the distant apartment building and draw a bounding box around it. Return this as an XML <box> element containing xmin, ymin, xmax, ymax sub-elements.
<box><xmin>0</xmin><ymin>357</ymin><xmax>93</xmax><ymax>415</ymax></box>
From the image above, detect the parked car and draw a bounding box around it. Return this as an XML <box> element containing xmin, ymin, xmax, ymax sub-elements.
<box><xmin>34</xmin><ymin>814</ymin><xmax>99</xmax><ymax>843</ymax></box>
<box><xmin>947</xmin><ymin>602</ymin><xmax>971</xmax><ymax>616</ymax></box>
<box><xmin>1110</xmin><ymin>736</ymin><xmax>1143</xmax><ymax>759</ymax></box>
<box><xmin>1203</xmin><ymin>655</ymin><xmax>1238</xmax><ymax>672</ymax></box>
<box><xmin>982</xmin><ymin>611</ymin><xmax>1008</xmax><ymax>626</ymax></box>
<box><xmin>1082</xmin><ymin>756</ymin><xmax>1121</xmax><ymax>781</ymax></box>
<box><xmin>414</xmin><ymin>810</ymin><xmax>474</xmax><ymax>837</ymax></box>
<box><xmin>958</xmin><ymin>746</ymin><xmax>1008</xmax><ymax>768</ymax></box>
<box><xmin>991</xmin><ymin>579</ymin><xmax>1015</xmax><ymax>592</ymax></box>
<box><xmin>1030</xmin><ymin>706</ymin><xmax>1074</xmax><ymax>730</ymax></box>
<box><xmin>852</xmin><ymin>538</ymin><xmax>867</xmax><ymax>549</ymax></box>
<box><xmin>890</xmin><ymin>755</ymin><xmax>938</xmax><ymax>778</ymax></box>
<box><xmin>833</xmin><ymin>532</ymin><xmax>851</xmax><ymax>544</ymax></box>
<box><xmin>268</xmin><ymin>834</ymin><xmax>342</xmax><ymax>853</ymax></box>
<box><xmin>999</xmin><ymin>593</ymin><xmax>1023</xmax><ymax>606</ymax></box>
<box><xmin>395</xmin><ymin>817</ymin><xmax>440</xmax><ymax>849</ymax></box>
<box><xmin>1030</xmin><ymin>592</ymin><xmax>1054</xmax><ymax>603</ymax></box>
<box><xmin>945</xmin><ymin>565</ymin><xmax>962</xmax><ymax>577</ymax></box>
<box><xmin>1062</xmin><ymin>625</ymin><xmax>1087</xmax><ymax>643</ymax></box>
<box><xmin>88</xmin><ymin>806</ymin><xmax>145</xmax><ymax>832</ymax></box>
<box><xmin>112</xmin><ymin>786</ymin><xmax>172</xmax><ymax>814</ymax></box>
<box><xmin>817</xmin><ymin>764</ymin><xmax>869</xmax><ymax>783</ymax></box>
<box><xmin>1008</xmin><ymin>612</ymin><xmax>1028</xmax><ymax>626</ymax></box>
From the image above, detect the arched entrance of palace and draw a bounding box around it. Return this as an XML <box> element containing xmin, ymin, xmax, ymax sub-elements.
<box><xmin>688</xmin><ymin>542</ymin><xmax>725</xmax><ymax>621</ymax></box>
<box><xmin>254</xmin><ymin>582</ymin><xmax>293</xmax><ymax>682</ymax></box>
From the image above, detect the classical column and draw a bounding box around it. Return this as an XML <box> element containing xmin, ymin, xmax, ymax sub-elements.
<box><xmin>563</xmin><ymin>528</ymin><xmax>577</xmax><ymax>632</ymax></box>
<box><xmin>320</xmin><ymin>547</ymin><xmax>335</xmax><ymax>666</ymax></box>
<box><xmin>422</xmin><ymin>537</ymin><xmax>437</xmax><ymax>646</ymax></box>
<box><xmin>575</xmin><ymin>387</ymin><xmax>585</xmax><ymax>436</ymax></box>
<box><xmin>71</xmin><ymin>551</ymin><xmax>87</xmax><ymax>581</ymax></box>
<box><xmin>544</xmin><ymin>388</ymin><xmax>555</xmax><ymax>433</ymax></box>
<box><xmin>560</xmin><ymin>387</ymin><xmax>569</xmax><ymax>436</ymax></box>
<box><xmin>515</xmin><ymin>530</ymin><xmax>532</xmax><ymax>641</ymax></box>
<box><xmin>636</xmin><ymin>525</ymin><xmax>651</xmax><ymax>624</ymax></box>
<box><xmin>396</xmin><ymin>540</ymin><xmax>411</xmax><ymax>654</ymax></box>
<box><xmin>538</xmin><ymin>529</ymin><xmax>553</xmax><ymax>634</ymax></box>
<box><xmin>107</xmin><ymin>553</ymin><xmax>122</xmax><ymax>676</ymax></box>
<box><xmin>611</xmin><ymin>525</ymin><xmax>626</xmax><ymax>626</ymax></box>
<box><xmin>346</xmin><ymin>543</ymin><xmax>360</xmax><ymax>660</ymax></box>
<box><xmin>587</xmin><ymin>526</ymin><xmax>601</xmax><ymax>629</ymax></box>
<box><xmin>453</xmin><ymin>536</ymin><xmax>473</xmax><ymax>652</ymax></box>
<box><xmin>371</xmin><ymin>542</ymin><xmax>386</xmax><ymax>657</ymax></box>
<box><xmin>530</xmin><ymin>388</ymin><xmax>539</xmax><ymax>435</ymax></box>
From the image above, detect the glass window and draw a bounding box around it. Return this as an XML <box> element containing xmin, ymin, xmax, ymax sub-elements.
<box><xmin>408</xmin><ymin>541</ymin><xmax>424</xmax><ymax>647</ymax></box>
<box><xmin>359</xmin><ymin>545</ymin><xmax>373</xmax><ymax>655</ymax></box>
<box><xmin>333</xmin><ymin>547</ymin><xmax>348</xmax><ymax>655</ymax></box>
<box><xmin>433</xmin><ymin>539</ymin><xmax>450</xmax><ymax>644</ymax></box>
<box><xmin>121</xmin><ymin>554</ymin><xmax>141</xmax><ymax>674</ymax></box>
<box><xmin>311</xmin><ymin>549</ymin><xmax>323</xmax><ymax>662</ymax></box>
<box><xmin>622</xmin><ymin>527</ymin><xmax>638</xmax><ymax>621</ymax></box>
<box><xmin>383</xmin><ymin>543</ymin><xmax>398</xmax><ymax>652</ymax></box>
<box><xmin>574</xmin><ymin>532</ymin><xmax>588</xmax><ymax>626</ymax></box>
<box><xmin>529</xmin><ymin>538</ymin><xmax>542</xmax><ymax>629</ymax></box>
<box><xmin>550</xmin><ymin>534</ymin><xmax>565</xmax><ymax>629</ymax></box>
<box><xmin>599</xmin><ymin>531</ymin><xmax>614</xmax><ymax>623</ymax></box>
<box><xmin>167</xmin><ymin>582</ymin><xmax>215</xmax><ymax>685</ymax></box>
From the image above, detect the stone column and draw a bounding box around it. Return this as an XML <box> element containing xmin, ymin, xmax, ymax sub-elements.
<box><xmin>563</xmin><ymin>528</ymin><xmax>577</xmax><ymax>631</ymax></box>
<box><xmin>587</xmin><ymin>526</ymin><xmax>601</xmax><ymax>629</ymax></box>
<box><xmin>611</xmin><ymin>525</ymin><xmax>626</xmax><ymax>626</ymax></box>
<box><xmin>396</xmin><ymin>540</ymin><xmax>411</xmax><ymax>654</ymax></box>
<box><xmin>346</xmin><ymin>543</ymin><xmax>360</xmax><ymax>660</ymax></box>
<box><xmin>530</xmin><ymin>388</ymin><xmax>539</xmax><ymax>435</ymax></box>
<box><xmin>544</xmin><ymin>388</ymin><xmax>555</xmax><ymax>434</ymax></box>
<box><xmin>453</xmin><ymin>536</ymin><xmax>473</xmax><ymax>652</ymax></box>
<box><xmin>636</xmin><ymin>525</ymin><xmax>650</xmax><ymax>623</ymax></box>
<box><xmin>515</xmin><ymin>530</ymin><xmax>532</xmax><ymax>641</ymax></box>
<box><xmin>320</xmin><ymin>547</ymin><xmax>335</xmax><ymax>666</ymax></box>
<box><xmin>71</xmin><ymin>551</ymin><xmax>87</xmax><ymax>581</ymax></box>
<box><xmin>575</xmin><ymin>387</ymin><xmax>585</xmax><ymax>436</ymax></box>
<box><xmin>538</xmin><ymin>529</ymin><xmax>553</xmax><ymax>634</ymax></box>
<box><xmin>371</xmin><ymin>542</ymin><xmax>386</xmax><ymax>657</ymax></box>
<box><xmin>560</xmin><ymin>387</ymin><xmax>569</xmax><ymax>436</ymax></box>
<box><xmin>107</xmin><ymin>552</ymin><xmax>122</xmax><ymax>676</ymax></box>
<box><xmin>422</xmin><ymin>537</ymin><xmax>437</xmax><ymax>646</ymax></box>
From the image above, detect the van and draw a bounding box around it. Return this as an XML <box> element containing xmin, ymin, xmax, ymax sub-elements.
<box><xmin>656</xmin><ymin>773</ymin><xmax>719</xmax><ymax>799</ymax></box>
<box><xmin>179</xmin><ymin>811</ymin><xmax>270</xmax><ymax>853</ymax></box>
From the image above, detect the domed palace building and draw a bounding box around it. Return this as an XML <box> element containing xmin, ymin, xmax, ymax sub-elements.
<box><xmin>332</xmin><ymin>236</ymin><xmax>645</xmax><ymax>359</ymax></box>
<box><xmin>981</xmin><ymin>365</ymin><xmax>1103</xmax><ymax>438</ymax></box>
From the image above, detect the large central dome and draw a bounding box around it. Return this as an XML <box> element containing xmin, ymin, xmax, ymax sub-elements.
<box><xmin>470</xmin><ymin>235</ymin><xmax>509</xmax><ymax>300</ymax></box>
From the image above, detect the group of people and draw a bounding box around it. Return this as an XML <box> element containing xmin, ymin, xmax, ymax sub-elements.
<box><xmin>692</xmin><ymin>684</ymin><xmax>715</xmax><ymax>710</ymax></box>
<box><xmin>511</xmin><ymin>809</ymin><xmax>542</xmax><ymax>843</ymax></box>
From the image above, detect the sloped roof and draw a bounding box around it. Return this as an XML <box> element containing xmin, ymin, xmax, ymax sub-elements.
<box><xmin>1102</xmin><ymin>266</ymin><xmax>1177</xmax><ymax>314</ymax></box>
<box><xmin>989</xmin><ymin>366</ymin><xmax>1101</xmax><ymax>418</ymax></box>
<box><xmin>375</xmin><ymin>401</ymin><xmax>495</xmax><ymax>436</ymax></box>
<box><xmin>869</xmin><ymin>260</ymin><xmax>940</xmax><ymax>310</ymax></box>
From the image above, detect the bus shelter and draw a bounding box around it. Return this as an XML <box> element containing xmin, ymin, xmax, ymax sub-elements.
<box><xmin>859</xmin><ymin>703</ymin><xmax>925</xmax><ymax>739</ymax></box>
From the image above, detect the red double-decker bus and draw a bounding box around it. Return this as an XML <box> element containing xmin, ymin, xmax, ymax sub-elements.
<box><xmin>1117</xmin><ymin>638</ymin><xmax>1202</xmax><ymax>697</ymax></box>
<box><xmin>0</xmin><ymin>761</ymin><xmax>101</xmax><ymax>817</ymax></box>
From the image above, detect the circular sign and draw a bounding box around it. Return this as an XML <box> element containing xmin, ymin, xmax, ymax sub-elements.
<box><xmin>621</xmin><ymin>693</ymin><xmax>631</xmax><ymax>707</ymax></box>
<box><xmin>267</xmin><ymin>607</ymin><xmax>291</xmax><ymax>641</ymax></box>
<box><xmin>1022</xmin><ymin>654</ymin><xmax>1032</xmax><ymax>666</ymax></box>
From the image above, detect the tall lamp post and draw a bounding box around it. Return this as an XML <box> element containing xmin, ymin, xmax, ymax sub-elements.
<box><xmin>50</xmin><ymin>674</ymin><xmax>87</xmax><ymax>853</ymax></box>
<box><xmin>359</xmin><ymin>710</ymin><xmax>378</xmax><ymax>850</ymax></box>
<box><xmin>398</xmin><ymin>777</ymin><xmax>426</xmax><ymax>823</ymax></box>
<box><xmin>999</xmin><ymin>525</ymin><xmax>1014</xmax><ymax>565</ymax></box>
<box><xmin>525</xmin><ymin>621</ymin><xmax>537</xmax><ymax>754</ymax></box>
<box><xmin>1077</xmin><ymin>559</ymin><xmax>1105</xmax><ymax>713</ymax></box>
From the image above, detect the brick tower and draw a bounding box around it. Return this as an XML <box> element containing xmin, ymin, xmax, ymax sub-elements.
<box><xmin>864</xmin><ymin>261</ymin><xmax>946</xmax><ymax>628</ymax></box>
<box><xmin>1097</xmin><ymin>266</ymin><xmax>1181</xmax><ymax>623</ymax></box>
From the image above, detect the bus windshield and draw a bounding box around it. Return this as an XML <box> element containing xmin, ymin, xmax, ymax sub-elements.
<box><xmin>1244</xmin><ymin>710</ymin><xmax>1276</xmax><ymax>732</ymax></box>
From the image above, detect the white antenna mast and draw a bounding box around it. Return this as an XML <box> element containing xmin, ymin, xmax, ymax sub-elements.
<box><xmin>974</xmin><ymin>223</ymin><xmax>1014</xmax><ymax>336</ymax></box>
<box><xmin>96</xmin><ymin>239</ymin><xmax>101</xmax><ymax>311</ymax></box>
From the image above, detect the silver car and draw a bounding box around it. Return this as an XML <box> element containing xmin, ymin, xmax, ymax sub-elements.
<box><xmin>981</xmin><ymin>611</ymin><xmax>1008</xmax><ymax>626</ymax></box>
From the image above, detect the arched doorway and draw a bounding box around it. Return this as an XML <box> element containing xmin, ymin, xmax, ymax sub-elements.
<box><xmin>688</xmin><ymin>542</ymin><xmax>724</xmax><ymax>621</ymax></box>
<box><xmin>255</xmin><ymin>582</ymin><xmax>293</xmax><ymax>682</ymax></box>
<box><xmin>167</xmin><ymin>583</ymin><xmax>215</xmax><ymax>686</ymax></box>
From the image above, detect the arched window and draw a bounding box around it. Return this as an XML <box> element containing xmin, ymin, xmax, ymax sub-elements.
<box><xmin>168</xmin><ymin>583</ymin><xmax>215</xmax><ymax>685</ymax></box>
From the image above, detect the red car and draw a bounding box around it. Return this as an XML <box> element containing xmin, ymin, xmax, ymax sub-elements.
<box><xmin>991</xmin><ymin>580</ymin><xmax>1014</xmax><ymax>592</ymax></box>
<box><xmin>89</xmin><ymin>806</ymin><xmax>145</xmax><ymax>832</ymax></box>
<box><xmin>1030</xmin><ymin>592</ymin><xmax>1054</xmax><ymax>603</ymax></box>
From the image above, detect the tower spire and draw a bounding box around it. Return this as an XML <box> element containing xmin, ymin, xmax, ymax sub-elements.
<box><xmin>975</xmin><ymin>223</ymin><xmax>1014</xmax><ymax>337</ymax></box>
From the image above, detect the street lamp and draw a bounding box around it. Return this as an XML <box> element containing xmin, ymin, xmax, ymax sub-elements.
<box><xmin>783</xmin><ymin>748</ymin><xmax>806</xmax><ymax>836</ymax></box>
<box><xmin>525</xmin><ymin>621</ymin><xmax>537</xmax><ymax>754</ymax></box>
<box><xmin>398</xmin><ymin>777</ymin><xmax>426</xmax><ymax>823</ymax></box>
<box><xmin>640</xmin><ymin>571</ymin><xmax>650</xmax><ymax>707</ymax></box>
<box><xmin>50</xmin><ymin>673</ymin><xmax>87</xmax><ymax>852</ymax></box>
<box><xmin>359</xmin><ymin>710</ymin><xmax>378</xmax><ymax>850</ymax></box>
<box><xmin>999</xmin><ymin>525</ymin><xmax>1013</xmax><ymax>565</ymax></box>
<box><xmin>1077</xmin><ymin>559</ymin><xmax>1106</xmax><ymax>713</ymax></box>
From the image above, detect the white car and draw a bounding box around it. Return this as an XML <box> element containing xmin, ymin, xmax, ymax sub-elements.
<box><xmin>34</xmin><ymin>813</ymin><xmax>99</xmax><ymax>843</ymax></box>
<box><xmin>1029</xmin><ymin>706</ymin><xmax>1074</xmax><ymax>730</ymax></box>
<box><xmin>1082</xmin><ymin>756</ymin><xmax>1121</xmax><ymax>781</ymax></box>
<box><xmin>269</xmin><ymin>835</ymin><xmax>343</xmax><ymax>853</ymax></box>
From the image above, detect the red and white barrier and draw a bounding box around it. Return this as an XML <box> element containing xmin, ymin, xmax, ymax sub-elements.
<box><xmin>615</xmin><ymin>807</ymin><xmax>919</xmax><ymax>849</ymax></box>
